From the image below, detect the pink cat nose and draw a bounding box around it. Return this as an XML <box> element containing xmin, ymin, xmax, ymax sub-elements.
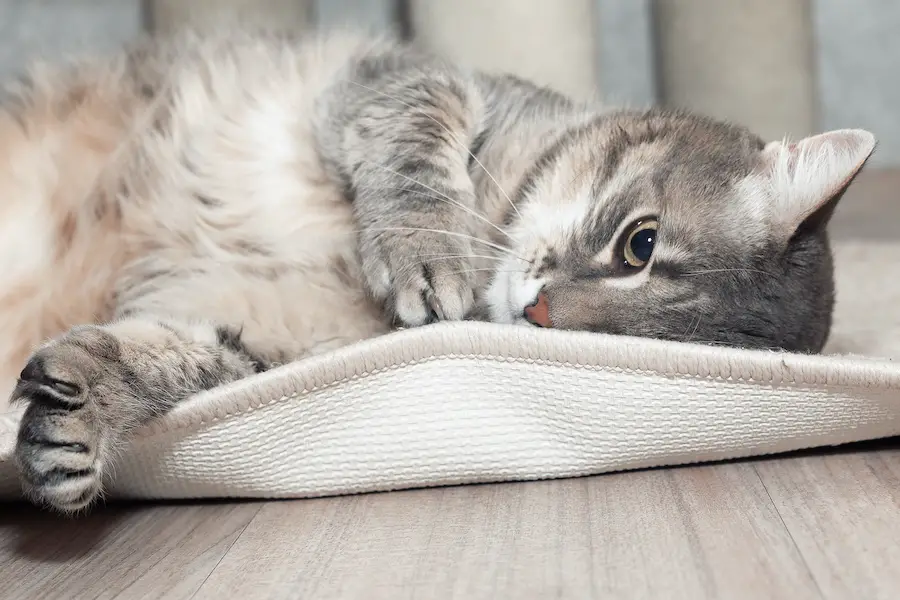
<box><xmin>524</xmin><ymin>292</ymin><xmax>553</xmax><ymax>328</ymax></box>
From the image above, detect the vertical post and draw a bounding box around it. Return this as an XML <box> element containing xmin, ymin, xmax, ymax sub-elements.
<box><xmin>655</xmin><ymin>0</ymin><xmax>815</xmax><ymax>142</ymax></box>
<box><xmin>313</xmin><ymin>0</ymin><xmax>397</xmax><ymax>33</ymax></box>
<box><xmin>146</xmin><ymin>0</ymin><xmax>311</xmax><ymax>33</ymax></box>
<box><xmin>408</xmin><ymin>0</ymin><xmax>597</xmax><ymax>101</ymax></box>
<box><xmin>593</xmin><ymin>0</ymin><xmax>658</xmax><ymax>107</ymax></box>
<box><xmin>0</xmin><ymin>0</ymin><xmax>143</xmax><ymax>79</ymax></box>
<box><xmin>813</xmin><ymin>0</ymin><xmax>900</xmax><ymax>167</ymax></box>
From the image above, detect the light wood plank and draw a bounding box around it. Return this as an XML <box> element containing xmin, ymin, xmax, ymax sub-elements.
<box><xmin>0</xmin><ymin>502</ymin><xmax>263</xmax><ymax>600</ymax></box>
<box><xmin>755</xmin><ymin>448</ymin><xmax>900</xmax><ymax>600</ymax></box>
<box><xmin>192</xmin><ymin>465</ymin><xmax>818</xmax><ymax>600</ymax></box>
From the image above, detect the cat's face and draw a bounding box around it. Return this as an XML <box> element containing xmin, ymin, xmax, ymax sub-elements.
<box><xmin>486</xmin><ymin>111</ymin><xmax>876</xmax><ymax>352</ymax></box>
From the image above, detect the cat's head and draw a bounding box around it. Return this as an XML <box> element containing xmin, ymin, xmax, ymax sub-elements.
<box><xmin>486</xmin><ymin>110</ymin><xmax>876</xmax><ymax>352</ymax></box>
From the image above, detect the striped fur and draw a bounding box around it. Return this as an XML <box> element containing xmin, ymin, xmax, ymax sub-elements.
<box><xmin>0</xmin><ymin>29</ymin><xmax>874</xmax><ymax>513</ymax></box>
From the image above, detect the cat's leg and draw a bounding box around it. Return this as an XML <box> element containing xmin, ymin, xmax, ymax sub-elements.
<box><xmin>13</xmin><ymin>258</ymin><xmax>384</xmax><ymax>513</ymax></box>
<box><xmin>317</xmin><ymin>53</ymin><xmax>488</xmax><ymax>326</ymax></box>
<box><xmin>12</xmin><ymin>315</ymin><xmax>263</xmax><ymax>513</ymax></box>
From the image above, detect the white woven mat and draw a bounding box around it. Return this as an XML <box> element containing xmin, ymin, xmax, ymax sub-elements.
<box><xmin>0</xmin><ymin>239</ymin><xmax>898</xmax><ymax>501</ymax></box>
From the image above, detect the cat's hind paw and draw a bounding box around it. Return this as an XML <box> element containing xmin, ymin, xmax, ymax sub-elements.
<box><xmin>12</xmin><ymin>327</ymin><xmax>122</xmax><ymax>514</ymax></box>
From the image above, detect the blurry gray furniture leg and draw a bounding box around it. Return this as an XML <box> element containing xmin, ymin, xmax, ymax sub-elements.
<box><xmin>313</xmin><ymin>0</ymin><xmax>397</xmax><ymax>33</ymax></box>
<box><xmin>813</xmin><ymin>0</ymin><xmax>900</xmax><ymax>167</ymax></box>
<box><xmin>146</xmin><ymin>0</ymin><xmax>311</xmax><ymax>33</ymax></box>
<box><xmin>0</xmin><ymin>0</ymin><xmax>143</xmax><ymax>80</ymax></box>
<box><xmin>593</xmin><ymin>0</ymin><xmax>658</xmax><ymax>107</ymax></box>
<box><xmin>654</xmin><ymin>0</ymin><xmax>815</xmax><ymax>142</ymax></box>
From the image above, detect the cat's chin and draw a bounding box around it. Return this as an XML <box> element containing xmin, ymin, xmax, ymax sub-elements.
<box><xmin>484</xmin><ymin>271</ymin><xmax>546</xmax><ymax>326</ymax></box>
<box><xmin>484</xmin><ymin>270</ymin><xmax>529</xmax><ymax>325</ymax></box>
<box><xmin>486</xmin><ymin>310</ymin><xmax>537</xmax><ymax>328</ymax></box>
<box><xmin>486</xmin><ymin>309</ymin><xmax>517</xmax><ymax>325</ymax></box>
<box><xmin>484</xmin><ymin>294</ymin><xmax>518</xmax><ymax>325</ymax></box>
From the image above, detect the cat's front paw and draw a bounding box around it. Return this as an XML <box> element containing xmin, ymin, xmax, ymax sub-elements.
<box><xmin>12</xmin><ymin>326</ymin><xmax>125</xmax><ymax>513</ymax></box>
<box><xmin>359</xmin><ymin>225</ymin><xmax>476</xmax><ymax>326</ymax></box>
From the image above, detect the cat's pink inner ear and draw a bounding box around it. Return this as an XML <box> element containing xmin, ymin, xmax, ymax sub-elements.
<box><xmin>759</xmin><ymin>128</ymin><xmax>876</xmax><ymax>230</ymax></box>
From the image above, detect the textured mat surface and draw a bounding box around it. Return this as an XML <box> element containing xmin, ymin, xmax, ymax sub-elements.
<box><xmin>0</xmin><ymin>239</ymin><xmax>897</xmax><ymax>501</ymax></box>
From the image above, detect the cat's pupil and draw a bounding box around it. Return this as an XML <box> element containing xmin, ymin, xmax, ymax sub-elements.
<box><xmin>629</xmin><ymin>230</ymin><xmax>655</xmax><ymax>263</ymax></box>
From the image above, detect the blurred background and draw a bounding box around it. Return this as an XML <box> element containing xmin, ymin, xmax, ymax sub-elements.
<box><xmin>0</xmin><ymin>0</ymin><xmax>896</xmax><ymax>167</ymax></box>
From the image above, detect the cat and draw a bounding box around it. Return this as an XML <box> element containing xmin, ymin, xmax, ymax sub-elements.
<box><xmin>0</xmin><ymin>27</ymin><xmax>875</xmax><ymax>514</ymax></box>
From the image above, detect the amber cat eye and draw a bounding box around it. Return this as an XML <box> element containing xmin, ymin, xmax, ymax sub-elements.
<box><xmin>622</xmin><ymin>218</ymin><xmax>658</xmax><ymax>269</ymax></box>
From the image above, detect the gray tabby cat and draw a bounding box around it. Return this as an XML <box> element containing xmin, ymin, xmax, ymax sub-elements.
<box><xmin>2</xmin><ymin>29</ymin><xmax>874</xmax><ymax>513</ymax></box>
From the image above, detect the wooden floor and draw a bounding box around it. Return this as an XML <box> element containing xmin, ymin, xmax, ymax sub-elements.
<box><xmin>2</xmin><ymin>439</ymin><xmax>900</xmax><ymax>599</ymax></box>
<box><xmin>2</xmin><ymin>169</ymin><xmax>900</xmax><ymax>599</ymax></box>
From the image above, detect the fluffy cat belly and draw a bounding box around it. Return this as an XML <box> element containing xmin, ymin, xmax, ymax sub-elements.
<box><xmin>119</xmin><ymin>72</ymin><xmax>389</xmax><ymax>359</ymax></box>
<box><xmin>0</xmin><ymin>32</ymin><xmax>392</xmax><ymax>416</ymax></box>
<box><xmin>118</xmin><ymin>185</ymin><xmax>391</xmax><ymax>364</ymax></box>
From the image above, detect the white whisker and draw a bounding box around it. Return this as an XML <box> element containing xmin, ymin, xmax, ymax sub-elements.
<box><xmin>417</xmin><ymin>253</ymin><xmax>508</xmax><ymax>262</ymax></box>
<box><xmin>362</xmin><ymin>168</ymin><xmax>511</xmax><ymax>241</ymax></box>
<box><xmin>360</xmin><ymin>226</ymin><xmax>527</xmax><ymax>261</ymax></box>
<box><xmin>431</xmin><ymin>267</ymin><xmax>526</xmax><ymax>280</ymax></box>
<box><xmin>683</xmin><ymin>268</ymin><xmax>773</xmax><ymax>278</ymax></box>
<box><xmin>684</xmin><ymin>315</ymin><xmax>703</xmax><ymax>343</ymax></box>
<box><xmin>392</xmin><ymin>255</ymin><xmax>505</xmax><ymax>279</ymax></box>
<box><xmin>346</xmin><ymin>79</ymin><xmax>522</xmax><ymax>220</ymax></box>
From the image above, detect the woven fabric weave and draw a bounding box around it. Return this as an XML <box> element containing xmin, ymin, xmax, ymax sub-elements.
<box><xmin>0</xmin><ymin>240</ymin><xmax>897</xmax><ymax>501</ymax></box>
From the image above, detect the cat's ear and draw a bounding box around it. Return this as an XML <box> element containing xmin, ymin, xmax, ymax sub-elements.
<box><xmin>755</xmin><ymin>129</ymin><xmax>876</xmax><ymax>234</ymax></box>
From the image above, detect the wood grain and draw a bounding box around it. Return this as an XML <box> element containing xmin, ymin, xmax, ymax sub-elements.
<box><xmin>3</xmin><ymin>446</ymin><xmax>900</xmax><ymax>599</ymax></box>
<box><xmin>0</xmin><ymin>502</ymin><xmax>263</xmax><ymax>600</ymax></box>
<box><xmin>756</xmin><ymin>447</ymin><xmax>900</xmax><ymax>600</ymax></box>
<box><xmin>0</xmin><ymin>2</ymin><xmax>897</xmax><ymax>596</ymax></box>
<box><xmin>187</xmin><ymin>464</ymin><xmax>820</xmax><ymax>600</ymax></box>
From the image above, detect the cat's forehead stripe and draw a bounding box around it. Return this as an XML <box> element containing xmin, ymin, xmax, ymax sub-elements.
<box><xmin>584</xmin><ymin>187</ymin><xmax>641</xmax><ymax>253</ymax></box>
<box><xmin>512</xmin><ymin>114</ymin><xmax>606</xmax><ymax>205</ymax></box>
